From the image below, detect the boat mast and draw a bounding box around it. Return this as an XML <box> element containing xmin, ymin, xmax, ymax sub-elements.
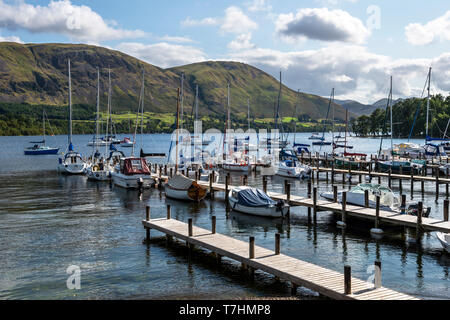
<box><xmin>42</xmin><ymin>108</ymin><xmax>46</xmax><ymax>145</ymax></box>
<box><xmin>331</xmin><ymin>88</ymin><xmax>335</xmax><ymax>143</ymax></box>
<box><xmin>175</xmin><ymin>88</ymin><xmax>180</xmax><ymax>173</ymax></box>
<box><xmin>95</xmin><ymin>67</ymin><xmax>100</xmax><ymax>153</ymax></box>
<box><xmin>227</xmin><ymin>82</ymin><xmax>231</xmax><ymax>156</ymax></box>
<box><xmin>295</xmin><ymin>90</ymin><xmax>300</xmax><ymax>144</ymax></box>
<box><xmin>389</xmin><ymin>75</ymin><xmax>393</xmax><ymax>153</ymax></box>
<box><xmin>195</xmin><ymin>84</ymin><xmax>199</xmax><ymax>123</ymax></box>
<box><xmin>180</xmin><ymin>73</ymin><xmax>184</xmax><ymax>131</ymax></box>
<box><xmin>426</xmin><ymin>67</ymin><xmax>432</xmax><ymax>138</ymax></box>
<box><xmin>68</xmin><ymin>59</ymin><xmax>72</xmax><ymax>146</ymax></box>
<box><xmin>140</xmin><ymin>69</ymin><xmax>145</xmax><ymax>150</ymax></box>
<box><xmin>247</xmin><ymin>98</ymin><xmax>250</xmax><ymax>132</ymax></box>
<box><xmin>344</xmin><ymin>108</ymin><xmax>348</xmax><ymax>154</ymax></box>
<box><xmin>105</xmin><ymin>68</ymin><xmax>111</xmax><ymax>156</ymax></box>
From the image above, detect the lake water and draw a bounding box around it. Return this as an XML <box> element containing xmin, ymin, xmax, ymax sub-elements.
<box><xmin>0</xmin><ymin>133</ymin><xmax>449</xmax><ymax>300</ymax></box>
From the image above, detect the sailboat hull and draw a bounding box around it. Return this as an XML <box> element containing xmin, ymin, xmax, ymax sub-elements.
<box><xmin>25</xmin><ymin>148</ymin><xmax>59</xmax><ymax>155</ymax></box>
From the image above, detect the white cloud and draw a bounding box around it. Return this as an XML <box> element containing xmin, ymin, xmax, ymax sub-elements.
<box><xmin>226</xmin><ymin>44</ymin><xmax>447</xmax><ymax>104</ymax></box>
<box><xmin>405</xmin><ymin>11</ymin><xmax>450</xmax><ymax>46</ymax></box>
<box><xmin>221</xmin><ymin>7</ymin><xmax>258</xmax><ymax>34</ymax></box>
<box><xmin>228</xmin><ymin>33</ymin><xmax>255</xmax><ymax>51</ymax></box>
<box><xmin>181</xmin><ymin>17</ymin><xmax>220</xmax><ymax>27</ymax></box>
<box><xmin>116</xmin><ymin>42</ymin><xmax>208</xmax><ymax>68</ymax></box>
<box><xmin>0</xmin><ymin>34</ymin><xmax>23</xmax><ymax>43</ymax></box>
<box><xmin>314</xmin><ymin>0</ymin><xmax>358</xmax><ymax>5</ymax></box>
<box><xmin>276</xmin><ymin>8</ymin><xmax>370</xmax><ymax>44</ymax></box>
<box><xmin>182</xmin><ymin>6</ymin><xmax>258</xmax><ymax>35</ymax></box>
<box><xmin>247</xmin><ymin>0</ymin><xmax>272</xmax><ymax>12</ymax></box>
<box><xmin>157</xmin><ymin>35</ymin><xmax>194</xmax><ymax>44</ymax></box>
<box><xmin>0</xmin><ymin>0</ymin><xmax>146</xmax><ymax>43</ymax></box>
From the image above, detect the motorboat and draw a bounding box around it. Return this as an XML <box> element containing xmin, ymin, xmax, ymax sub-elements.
<box><xmin>436</xmin><ymin>233</ymin><xmax>450</xmax><ymax>253</ymax></box>
<box><xmin>309</xmin><ymin>133</ymin><xmax>323</xmax><ymax>140</ymax></box>
<box><xmin>320</xmin><ymin>183</ymin><xmax>431</xmax><ymax>217</ymax></box>
<box><xmin>120</xmin><ymin>137</ymin><xmax>135</xmax><ymax>148</ymax></box>
<box><xmin>86</xmin><ymin>146</ymin><xmax>125</xmax><ymax>181</ymax></box>
<box><xmin>276</xmin><ymin>159</ymin><xmax>311</xmax><ymax>179</ymax></box>
<box><xmin>228</xmin><ymin>186</ymin><xmax>289</xmax><ymax>218</ymax></box>
<box><xmin>377</xmin><ymin>160</ymin><xmax>424</xmax><ymax>174</ymax></box>
<box><xmin>58</xmin><ymin>145</ymin><xmax>87</xmax><ymax>175</ymax></box>
<box><xmin>165</xmin><ymin>174</ymin><xmax>207</xmax><ymax>202</ymax></box>
<box><xmin>111</xmin><ymin>157</ymin><xmax>155</xmax><ymax>189</ymax></box>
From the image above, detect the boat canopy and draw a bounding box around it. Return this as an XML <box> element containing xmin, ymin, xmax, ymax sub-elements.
<box><xmin>236</xmin><ymin>188</ymin><xmax>277</xmax><ymax>207</ymax></box>
<box><xmin>122</xmin><ymin>158</ymin><xmax>151</xmax><ymax>175</ymax></box>
<box><xmin>167</xmin><ymin>174</ymin><xmax>194</xmax><ymax>189</ymax></box>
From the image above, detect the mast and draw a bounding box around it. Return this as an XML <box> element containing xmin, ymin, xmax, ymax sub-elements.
<box><xmin>105</xmin><ymin>68</ymin><xmax>111</xmax><ymax>156</ymax></box>
<box><xmin>68</xmin><ymin>59</ymin><xmax>72</xmax><ymax>146</ymax></box>
<box><xmin>43</xmin><ymin>108</ymin><xmax>46</xmax><ymax>144</ymax></box>
<box><xmin>389</xmin><ymin>75</ymin><xmax>393</xmax><ymax>153</ymax></box>
<box><xmin>195</xmin><ymin>84</ymin><xmax>199</xmax><ymax>122</ymax></box>
<box><xmin>332</xmin><ymin>88</ymin><xmax>335</xmax><ymax>144</ymax></box>
<box><xmin>344</xmin><ymin>108</ymin><xmax>348</xmax><ymax>154</ymax></box>
<box><xmin>140</xmin><ymin>69</ymin><xmax>145</xmax><ymax>149</ymax></box>
<box><xmin>175</xmin><ymin>88</ymin><xmax>180</xmax><ymax>172</ymax></box>
<box><xmin>247</xmin><ymin>98</ymin><xmax>250</xmax><ymax>132</ymax></box>
<box><xmin>95</xmin><ymin>67</ymin><xmax>100</xmax><ymax>152</ymax></box>
<box><xmin>180</xmin><ymin>73</ymin><xmax>184</xmax><ymax>131</ymax></box>
<box><xmin>426</xmin><ymin>67</ymin><xmax>432</xmax><ymax>138</ymax></box>
<box><xmin>295</xmin><ymin>90</ymin><xmax>300</xmax><ymax>144</ymax></box>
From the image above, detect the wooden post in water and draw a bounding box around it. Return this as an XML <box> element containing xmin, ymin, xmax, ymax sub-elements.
<box><xmin>421</xmin><ymin>179</ymin><xmax>425</xmax><ymax>195</ymax></box>
<box><xmin>331</xmin><ymin>162</ymin><xmax>335</xmax><ymax>184</ymax></box>
<box><xmin>166</xmin><ymin>205</ymin><xmax>171</xmax><ymax>219</ymax></box>
<box><xmin>411</xmin><ymin>169</ymin><xmax>414</xmax><ymax>199</ymax></box>
<box><xmin>249</xmin><ymin>237</ymin><xmax>255</xmax><ymax>259</ymax></box>
<box><xmin>333</xmin><ymin>186</ymin><xmax>338</xmax><ymax>203</ymax></box>
<box><xmin>209</xmin><ymin>173</ymin><xmax>214</xmax><ymax>199</ymax></box>
<box><xmin>364</xmin><ymin>190</ymin><xmax>369</xmax><ymax>208</ymax></box>
<box><xmin>399</xmin><ymin>166</ymin><xmax>403</xmax><ymax>194</ymax></box>
<box><xmin>164</xmin><ymin>165</ymin><xmax>167</xmax><ymax>176</ymax></box>
<box><xmin>188</xmin><ymin>218</ymin><xmax>193</xmax><ymax>237</ymax></box>
<box><xmin>344</xmin><ymin>266</ymin><xmax>352</xmax><ymax>295</ymax></box>
<box><xmin>212</xmin><ymin>216</ymin><xmax>216</xmax><ymax>234</ymax></box>
<box><xmin>146</xmin><ymin>206</ymin><xmax>150</xmax><ymax>241</ymax></box>
<box><xmin>375</xmin><ymin>196</ymin><xmax>380</xmax><ymax>230</ymax></box>
<box><xmin>388</xmin><ymin>168</ymin><xmax>392</xmax><ymax>189</ymax></box>
<box><xmin>313</xmin><ymin>187</ymin><xmax>318</xmax><ymax>217</ymax></box>
<box><xmin>170</xmin><ymin>167</ymin><xmax>173</xmax><ymax>178</ymax></box>
<box><xmin>286</xmin><ymin>183</ymin><xmax>291</xmax><ymax>218</ymax></box>
<box><xmin>446</xmin><ymin>168</ymin><xmax>449</xmax><ymax>199</ymax></box>
<box><xmin>263</xmin><ymin>176</ymin><xmax>267</xmax><ymax>193</ymax></box>
<box><xmin>225</xmin><ymin>174</ymin><xmax>230</xmax><ymax>201</ymax></box>
<box><xmin>436</xmin><ymin>170</ymin><xmax>440</xmax><ymax>201</ymax></box>
<box><xmin>244</xmin><ymin>175</ymin><xmax>248</xmax><ymax>186</ymax></box>
<box><xmin>444</xmin><ymin>199</ymin><xmax>449</xmax><ymax>221</ymax></box>
<box><xmin>341</xmin><ymin>192</ymin><xmax>347</xmax><ymax>225</ymax></box>
<box><xmin>374</xmin><ymin>260</ymin><xmax>382</xmax><ymax>289</ymax></box>
<box><xmin>416</xmin><ymin>202</ymin><xmax>423</xmax><ymax>236</ymax></box>
<box><xmin>401</xmin><ymin>195</ymin><xmax>406</xmax><ymax>215</ymax></box>
<box><xmin>275</xmin><ymin>233</ymin><xmax>281</xmax><ymax>255</ymax></box>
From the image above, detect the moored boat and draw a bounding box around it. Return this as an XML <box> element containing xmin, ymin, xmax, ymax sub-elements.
<box><xmin>320</xmin><ymin>183</ymin><xmax>431</xmax><ymax>217</ymax></box>
<box><xmin>436</xmin><ymin>232</ymin><xmax>450</xmax><ymax>253</ymax></box>
<box><xmin>165</xmin><ymin>174</ymin><xmax>207</xmax><ymax>201</ymax></box>
<box><xmin>275</xmin><ymin>159</ymin><xmax>311</xmax><ymax>179</ymax></box>
<box><xmin>111</xmin><ymin>157</ymin><xmax>154</xmax><ymax>189</ymax></box>
<box><xmin>228</xmin><ymin>186</ymin><xmax>289</xmax><ymax>218</ymax></box>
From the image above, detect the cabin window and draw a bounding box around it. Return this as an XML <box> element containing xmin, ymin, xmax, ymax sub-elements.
<box><xmin>131</xmin><ymin>160</ymin><xmax>143</xmax><ymax>170</ymax></box>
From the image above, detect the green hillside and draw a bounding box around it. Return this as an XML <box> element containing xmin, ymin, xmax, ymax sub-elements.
<box><xmin>0</xmin><ymin>42</ymin><xmax>351</xmax><ymax>122</ymax></box>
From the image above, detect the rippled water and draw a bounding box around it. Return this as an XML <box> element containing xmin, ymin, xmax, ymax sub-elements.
<box><xmin>0</xmin><ymin>133</ymin><xmax>449</xmax><ymax>300</ymax></box>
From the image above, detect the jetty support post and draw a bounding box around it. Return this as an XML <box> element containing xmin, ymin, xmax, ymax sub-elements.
<box><xmin>375</xmin><ymin>196</ymin><xmax>380</xmax><ymax>229</ymax></box>
<box><xmin>374</xmin><ymin>261</ymin><xmax>382</xmax><ymax>289</ymax></box>
<box><xmin>275</xmin><ymin>233</ymin><xmax>281</xmax><ymax>255</ymax></box>
<box><xmin>263</xmin><ymin>176</ymin><xmax>268</xmax><ymax>193</ymax></box>
<box><xmin>313</xmin><ymin>187</ymin><xmax>318</xmax><ymax>219</ymax></box>
<box><xmin>401</xmin><ymin>195</ymin><xmax>406</xmax><ymax>215</ymax></box>
<box><xmin>444</xmin><ymin>199</ymin><xmax>449</xmax><ymax>222</ymax></box>
<box><xmin>286</xmin><ymin>182</ymin><xmax>291</xmax><ymax>218</ymax></box>
<box><xmin>411</xmin><ymin>169</ymin><xmax>414</xmax><ymax>199</ymax></box>
<box><xmin>341</xmin><ymin>192</ymin><xmax>347</xmax><ymax>226</ymax></box>
<box><xmin>416</xmin><ymin>202</ymin><xmax>423</xmax><ymax>240</ymax></box>
<box><xmin>333</xmin><ymin>185</ymin><xmax>338</xmax><ymax>203</ymax></box>
<box><xmin>399</xmin><ymin>166</ymin><xmax>403</xmax><ymax>194</ymax></box>
<box><xmin>212</xmin><ymin>216</ymin><xmax>216</xmax><ymax>234</ymax></box>
<box><xmin>364</xmin><ymin>190</ymin><xmax>369</xmax><ymax>208</ymax></box>
<box><xmin>145</xmin><ymin>206</ymin><xmax>151</xmax><ymax>242</ymax></box>
<box><xmin>225</xmin><ymin>174</ymin><xmax>230</xmax><ymax>201</ymax></box>
<box><xmin>436</xmin><ymin>170</ymin><xmax>440</xmax><ymax>202</ymax></box>
<box><xmin>344</xmin><ymin>265</ymin><xmax>352</xmax><ymax>295</ymax></box>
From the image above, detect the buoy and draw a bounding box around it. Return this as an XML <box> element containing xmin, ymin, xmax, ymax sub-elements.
<box><xmin>370</xmin><ymin>228</ymin><xmax>384</xmax><ymax>235</ymax></box>
<box><xmin>337</xmin><ymin>221</ymin><xmax>347</xmax><ymax>228</ymax></box>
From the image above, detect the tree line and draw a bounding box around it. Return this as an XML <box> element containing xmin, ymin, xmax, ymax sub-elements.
<box><xmin>350</xmin><ymin>95</ymin><xmax>450</xmax><ymax>138</ymax></box>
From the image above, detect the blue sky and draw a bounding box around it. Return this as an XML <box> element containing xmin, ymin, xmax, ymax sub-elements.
<box><xmin>1</xmin><ymin>0</ymin><xmax>450</xmax><ymax>104</ymax></box>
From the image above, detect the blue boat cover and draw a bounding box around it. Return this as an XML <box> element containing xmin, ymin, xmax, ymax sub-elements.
<box><xmin>237</xmin><ymin>188</ymin><xmax>277</xmax><ymax>207</ymax></box>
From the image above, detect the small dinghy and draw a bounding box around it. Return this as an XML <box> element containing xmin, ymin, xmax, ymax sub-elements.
<box><xmin>120</xmin><ymin>137</ymin><xmax>135</xmax><ymax>148</ymax></box>
<box><xmin>165</xmin><ymin>174</ymin><xmax>207</xmax><ymax>202</ymax></box>
<box><xmin>228</xmin><ymin>186</ymin><xmax>289</xmax><ymax>218</ymax></box>
<box><xmin>436</xmin><ymin>233</ymin><xmax>450</xmax><ymax>253</ymax></box>
<box><xmin>320</xmin><ymin>183</ymin><xmax>431</xmax><ymax>217</ymax></box>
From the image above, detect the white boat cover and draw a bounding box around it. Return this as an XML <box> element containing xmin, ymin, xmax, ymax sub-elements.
<box><xmin>168</xmin><ymin>174</ymin><xmax>194</xmax><ymax>190</ymax></box>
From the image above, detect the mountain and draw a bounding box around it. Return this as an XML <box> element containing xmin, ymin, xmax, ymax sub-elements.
<box><xmin>334</xmin><ymin>98</ymin><xmax>404</xmax><ymax>117</ymax></box>
<box><xmin>0</xmin><ymin>42</ymin><xmax>351</xmax><ymax>121</ymax></box>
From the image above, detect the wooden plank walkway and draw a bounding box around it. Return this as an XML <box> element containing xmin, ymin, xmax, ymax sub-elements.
<box><xmin>142</xmin><ymin>218</ymin><xmax>419</xmax><ymax>300</ymax></box>
<box><xmin>150</xmin><ymin>173</ymin><xmax>450</xmax><ymax>233</ymax></box>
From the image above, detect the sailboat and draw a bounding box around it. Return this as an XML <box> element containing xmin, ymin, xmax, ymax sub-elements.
<box><xmin>24</xmin><ymin>108</ymin><xmax>59</xmax><ymax>155</ymax></box>
<box><xmin>58</xmin><ymin>59</ymin><xmax>87</xmax><ymax>175</ymax></box>
<box><xmin>111</xmin><ymin>69</ymin><xmax>154</xmax><ymax>189</ymax></box>
<box><xmin>312</xmin><ymin>88</ymin><xmax>334</xmax><ymax>146</ymax></box>
<box><xmin>165</xmin><ymin>87</ymin><xmax>207</xmax><ymax>201</ymax></box>
<box><xmin>223</xmin><ymin>83</ymin><xmax>252</xmax><ymax>172</ymax></box>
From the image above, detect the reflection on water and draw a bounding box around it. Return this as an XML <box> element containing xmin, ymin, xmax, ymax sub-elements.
<box><xmin>0</xmin><ymin>134</ymin><xmax>449</xmax><ymax>299</ymax></box>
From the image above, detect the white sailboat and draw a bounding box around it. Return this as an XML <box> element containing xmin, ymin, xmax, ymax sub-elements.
<box><xmin>58</xmin><ymin>59</ymin><xmax>87</xmax><ymax>175</ymax></box>
<box><xmin>111</xmin><ymin>69</ymin><xmax>154</xmax><ymax>189</ymax></box>
<box><xmin>436</xmin><ymin>232</ymin><xmax>450</xmax><ymax>253</ymax></box>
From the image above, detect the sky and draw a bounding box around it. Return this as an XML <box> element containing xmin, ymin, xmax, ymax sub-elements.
<box><xmin>0</xmin><ymin>0</ymin><xmax>450</xmax><ymax>104</ymax></box>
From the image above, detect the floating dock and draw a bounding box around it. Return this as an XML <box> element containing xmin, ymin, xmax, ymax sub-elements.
<box><xmin>142</xmin><ymin>216</ymin><xmax>419</xmax><ymax>300</ymax></box>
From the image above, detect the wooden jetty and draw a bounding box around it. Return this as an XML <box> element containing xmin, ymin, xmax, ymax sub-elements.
<box><xmin>148</xmin><ymin>169</ymin><xmax>450</xmax><ymax>234</ymax></box>
<box><xmin>142</xmin><ymin>214</ymin><xmax>419</xmax><ymax>300</ymax></box>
